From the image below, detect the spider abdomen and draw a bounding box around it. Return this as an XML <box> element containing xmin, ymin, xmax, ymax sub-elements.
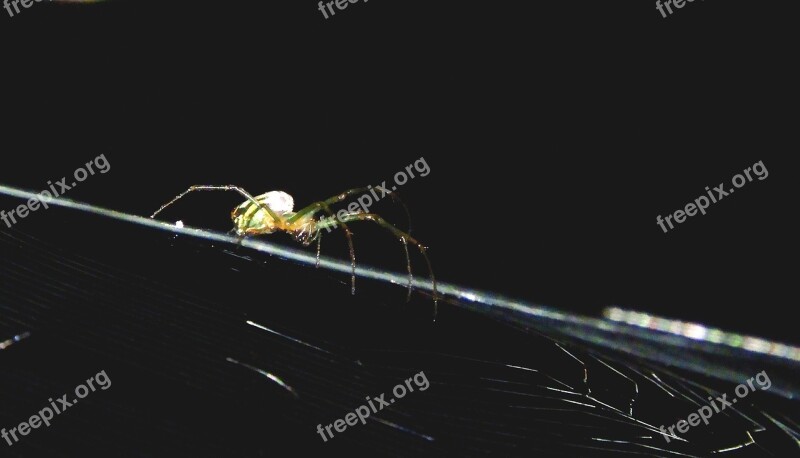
<box><xmin>230</xmin><ymin>190</ymin><xmax>296</xmax><ymax>235</ymax></box>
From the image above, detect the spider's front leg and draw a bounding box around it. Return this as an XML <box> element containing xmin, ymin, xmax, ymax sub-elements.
<box><xmin>150</xmin><ymin>185</ymin><xmax>282</xmax><ymax>224</ymax></box>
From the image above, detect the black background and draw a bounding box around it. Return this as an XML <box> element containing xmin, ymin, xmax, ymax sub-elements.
<box><xmin>2</xmin><ymin>0</ymin><xmax>794</xmax><ymax>341</ymax></box>
<box><xmin>1</xmin><ymin>0</ymin><xmax>797</xmax><ymax>456</ymax></box>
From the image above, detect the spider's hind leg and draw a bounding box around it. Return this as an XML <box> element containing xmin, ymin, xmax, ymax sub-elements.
<box><xmin>400</xmin><ymin>237</ymin><xmax>413</xmax><ymax>302</ymax></box>
<box><xmin>288</xmin><ymin>187</ymin><xmax>416</xmax><ymax>301</ymax></box>
<box><xmin>335</xmin><ymin>213</ymin><xmax>439</xmax><ymax>320</ymax></box>
<box><xmin>317</xmin><ymin>203</ymin><xmax>357</xmax><ymax>295</ymax></box>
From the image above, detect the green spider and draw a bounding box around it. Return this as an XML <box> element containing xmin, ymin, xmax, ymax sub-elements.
<box><xmin>150</xmin><ymin>185</ymin><xmax>439</xmax><ymax>319</ymax></box>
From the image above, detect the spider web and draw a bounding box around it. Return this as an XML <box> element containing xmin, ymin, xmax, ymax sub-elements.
<box><xmin>1</xmin><ymin>184</ymin><xmax>798</xmax><ymax>457</ymax></box>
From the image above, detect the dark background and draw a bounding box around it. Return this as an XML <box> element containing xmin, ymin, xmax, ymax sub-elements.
<box><xmin>1</xmin><ymin>0</ymin><xmax>797</xmax><ymax>456</ymax></box>
<box><xmin>2</xmin><ymin>0</ymin><xmax>794</xmax><ymax>341</ymax></box>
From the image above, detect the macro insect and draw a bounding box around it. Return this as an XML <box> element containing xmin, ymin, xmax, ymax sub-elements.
<box><xmin>150</xmin><ymin>185</ymin><xmax>439</xmax><ymax>318</ymax></box>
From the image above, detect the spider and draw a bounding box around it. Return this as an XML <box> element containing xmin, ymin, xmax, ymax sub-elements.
<box><xmin>150</xmin><ymin>185</ymin><xmax>439</xmax><ymax>319</ymax></box>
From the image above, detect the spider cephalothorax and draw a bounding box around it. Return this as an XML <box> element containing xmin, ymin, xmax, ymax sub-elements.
<box><xmin>150</xmin><ymin>185</ymin><xmax>439</xmax><ymax>319</ymax></box>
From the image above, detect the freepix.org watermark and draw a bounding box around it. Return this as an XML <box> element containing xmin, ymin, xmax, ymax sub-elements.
<box><xmin>659</xmin><ymin>370</ymin><xmax>771</xmax><ymax>443</ymax></box>
<box><xmin>1</xmin><ymin>154</ymin><xmax>110</xmax><ymax>229</ymax></box>
<box><xmin>316</xmin><ymin>371</ymin><xmax>430</xmax><ymax>442</ymax></box>
<box><xmin>320</xmin><ymin>157</ymin><xmax>430</xmax><ymax>233</ymax></box>
<box><xmin>2</xmin><ymin>370</ymin><xmax>112</xmax><ymax>446</ymax></box>
<box><xmin>656</xmin><ymin>160</ymin><xmax>767</xmax><ymax>234</ymax></box>
<box><xmin>317</xmin><ymin>0</ymin><xmax>368</xmax><ymax>20</ymax></box>
<box><xmin>3</xmin><ymin>0</ymin><xmax>53</xmax><ymax>19</ymax></box>
<box><xmin>655</xmin><ymin>0</ymin><xmax>703</xmax><ymax>19</ymax></box>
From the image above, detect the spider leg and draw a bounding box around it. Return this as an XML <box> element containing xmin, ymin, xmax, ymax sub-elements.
<box><xmin>284</xmin><ymin>187</ymin><xmax>387</xmax><ymax>296</ymax></box>
<box><xmin>150</xmin><ymin>185</ymin><xmax>282</xmax><ymax>224</ymax></box>
<box><xmin>332</xmin><ymin>212</ymin><xmax>438</xmax><ymax>320</ymax></box>
<box><xmin>227</xmin><ymin>228</ymin><xmax>248</xmax><ymax>248</ymax></box>
<box><xmin>287</xmin><ymin>186</ymin><xmax>412</xmax><ymax>232</ymax></box>
<box><xmin>317</xmin><ymin>214</ymin><xmax>415</xmax><ymax>304</ymax></box>
<box><xmin>286</xmin><ymin>187</ymin><xmax>372</xmax><ymax>224</ymax></box>
<box><xmin>401</xmin><ymin>237</ymin><xmax>413</xmax><ymax>301</ymax></box>
<box><xmin>316</xmin><ymin>202</ymin><xmax>357</xmax><ymax>294</ymax></box>
<box><xmin>315</xmin><ymin>231</ymin><xmax>322</xmax><ymax>269</ymax></box>
<box><xmin>387</xmin><ymin>191</ymin><xmax>414</xmax><ymax>234</ymax></box>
